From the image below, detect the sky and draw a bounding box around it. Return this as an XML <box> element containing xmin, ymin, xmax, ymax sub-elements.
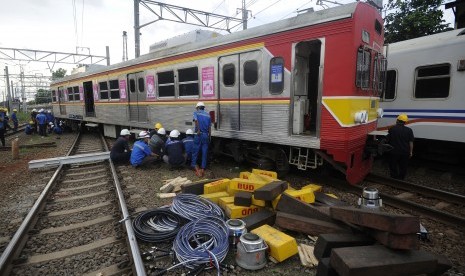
<box><xmin>0</xmin><ymin>0</ymin><xmax>455</xmax><ymax>101</ymax></box>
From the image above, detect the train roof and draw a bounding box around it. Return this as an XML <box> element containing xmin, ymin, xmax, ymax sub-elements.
<box><xmin>53</xmin><ymin>2</ymin><xmax>367</xmax><ymax>85</ymax></box>
<box><xmin>388</xmin><ymin>28</ymin><xmax>465</xmax><ymax>54</ymax></box>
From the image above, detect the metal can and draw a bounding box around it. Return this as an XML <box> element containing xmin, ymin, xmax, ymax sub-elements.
<box><xmin>358</xmin><ymin>187</ymin><xmax>382</xmax><ymax>210</ymax></box>
<box><xmin>235</xmin><ymin>233</ymin><xmax>268</xmax><ymax>270</ymax></box>
<box><xmin>226</xmin><ymin>219</ymin><xmax>247</xmax><ymax>246</ymax></box>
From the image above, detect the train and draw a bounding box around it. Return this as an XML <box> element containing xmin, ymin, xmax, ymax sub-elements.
<box><xmin>378</xmin><ymin>28</ymin><xmax>465</xmax><ymax>161</ymax></box>
<box><xmin>51</xmin><ymin>2</ymin><xmax>386</xmax><ymax>184</ymax></box>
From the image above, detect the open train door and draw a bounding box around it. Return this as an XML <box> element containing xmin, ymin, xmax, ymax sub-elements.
<box><xmin>83</xmin><ymin>81</ymin><xmax>95</xmax><ymax>117</ymax></box>
<box><xmin>127</xmin><ymin>72</ymin><xmax>148</xmax><ymax>122</ymax></box>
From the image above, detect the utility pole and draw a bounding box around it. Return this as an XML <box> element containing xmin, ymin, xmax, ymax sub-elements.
<box><xmin>106</xmin><ymin>46</ymin><xmax>110</xmax><ymax>65</ymax></box>
<box><xmin>134</xmin><ymin>0</ymin><xmax>141</xmax><ymax>58</ymax></box>
<box><xmin>242</xmin><ymin>0</ymin><xmax>248</xmax><ymax>30</ymax></box>
<box><xmin>123</xmin><ymin>31</ymin><xmax>128</xmax><ymax>61</ymax></box>
<box><xmin>20</xmin><ymin>67</ymin><xmax>26</xmax><ymax>112</ymax></box>
<box><xmin>4</xmin><ymin>66</ymin><xmax>11</xmax><ymax>112</ymax></box>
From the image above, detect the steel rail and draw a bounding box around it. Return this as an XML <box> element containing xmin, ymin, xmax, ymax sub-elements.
<box><xmin>0</xmin><ymin>132</ymin><xmax>80</xmax><ymax>275</ymax></box>
<box><xmin>330</xmin><ymin>179</ymin><xmax>465</xmax><ymax>229</ymax></box>
<box><xmin>366</xmin><ymin>173</ymin><xmax>465</xmax><ymax>205</ymax></box>
<box><xmin>4</xmin><ymin>124</ymin><xmax>26</xmax><ymax>137</ymax></box>
<box><xmin>101</xmin><ymin>135</ymin><xmax>146</xmax><ymax>276</ymax></box>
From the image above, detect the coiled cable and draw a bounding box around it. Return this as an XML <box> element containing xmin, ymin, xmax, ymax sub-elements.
<box><xmin>172</xmin><ymin>217</ymin><xmax>229</xmax><ymax>275</ymax></box>
<box><xmin>132</xmin><ymin>208</ymin><xmax>184</xmax><ymax>243</ymax></box>
<box><xmin>170</xmin><ymin>193</ymin><xmax>224</xmax><ymax>221</ymax></box>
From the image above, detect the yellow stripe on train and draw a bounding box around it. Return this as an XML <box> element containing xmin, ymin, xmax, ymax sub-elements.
<box><xmin>322</xmin><ymin>96</ymin><xmax>379</xmax><ymax>127</ymax></box>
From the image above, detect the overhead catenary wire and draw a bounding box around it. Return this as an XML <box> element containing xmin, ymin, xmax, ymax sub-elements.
<box><xmin>170</xmin><ymin>193</ymin><xmax>224</xmax><ymax>221</ymax></box>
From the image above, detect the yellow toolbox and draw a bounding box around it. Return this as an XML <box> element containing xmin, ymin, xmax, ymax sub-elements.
<box><xmin>229</xmin><ymin>178</ymin><xmax>267</xmax><ymax>193</ymax></box>
<box><xmin>218</xmin><ymin>196</ymin><xmax>234</xmax><ymax>210</ymax></box>
<box><xmin>203</xmin><ymin>179</ymin><xmax>230</xmax><ymax>194</ymax></box>
<box><xmin>200</xmin><ymin>191</ymin><xmax>230</xmax><ymax>204</ymax></box>
<box><xmin>251</xmin><ymin>225</ymin><xmax>298</xmax><ymax>262</ymax></box>
<box><xmin>252</xmin><ymin>195</ymin><xmax>266</xmax><ymax>207</ymax></box>
<box><xmin>239</xmin><ymin>171</ymin><xmax>251</xmax><ymax>179</ymax></box>
<box><xmin>301</xmin><ymin>183</ymin><xmax>322</xmax><ymax>193</ymax></box>
<box><xmin>252</xmin><ymin>169</ymin><xmax>278</xmax><ymax>179</ymax></box>
<box><xmin>284</xmin><ymin>189</ymin><xmax>315</xmax><ymax>204</ymax></box>
<box><xmin>225</xmin><ymin>204</ymin><xmax>262</xmax><ymax>219</ymax></box>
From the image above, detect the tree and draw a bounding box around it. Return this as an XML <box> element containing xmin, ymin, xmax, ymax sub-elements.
<box><xmin>384</xmin><ymin>0</ymin><xmax>453</xmax><ymax>43</ymax></box>
<box><xmin>34</xmin><ymin>89</ymin><xmax>52</xmax><ymax>104</ymax></box>
<box><xmin>51</xmin><ymin>68</ymin><xmax>67</xmax><ymax>81</ymax></box>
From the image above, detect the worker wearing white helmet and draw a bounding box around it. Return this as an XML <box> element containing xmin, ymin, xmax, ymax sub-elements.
<box><xmin>149</xmin><ymin>127</ymin><xmax>167</xmax><ymax>158</ymax></box>
<box><xmin>163</xmin><ymin>129</ymin><xmax>185</xmax><ymax>169</ymax></box>
<box><xmin>191</xmin><ymin>101</ymin><xmax>211</xmax><ymax>176</ymax></box>
<box><xmin>183</xmin><ymin>129</ymin><xmax>194</xmax><ymax>165</ymax></box>
<box><xmin>35</xmin><ymin>109</ymin><xmax>48</xmax><ymax>137</ymax></box>
<box><xmin>130</xmin><ymin>131</ymin><xmax>158</xmax><ymax>167</ymax></box>
<box><xmin>110</xmin><ymin>129</ymin><xmax>132</xmax><ymax>164</ymax></box>
<box><xmin>30</xmin><ymin>109</ymin><xmax>38</xmax><ymax>134</ymax></box>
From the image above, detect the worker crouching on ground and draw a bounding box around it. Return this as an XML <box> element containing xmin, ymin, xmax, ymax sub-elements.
<box><xmin>163</xmin><ymin>129</ymin><xmax>185</xmax><ymax>169</ymax></box>
<box><xmin>183</xmin><ymin>129</ymin><xmax>194</xmax><ymax>165</ymax></box>
<box><xmin>191</xmin><ymin>102</ymin><xmax>211</xmax><ymax>177</ymax></box>
<box><xmin>31</xmin><ymin>108</ymin><xmax>38</xmax><ymax>134</ymax></box>
<box><xmin>25</xmin><ymin>121</ymin><xmax>34</xmax><ymax>135</ymax></box>
<box><xmin>130</xmin><ymin>131</ymin><xmax>158</xmax><ymax>168</ymax></box>
<box><xmin>386</xmin><ymin>114</ymin><xmax>414</xmax><ymax>180</ymax></box>
<box><xmin>0</xmin><ymin>108</ymin><xmax>5</xmax><ymax>147</ymax></box>
<box><xmin>111</xmin><ymin>129</ymin><xmax>132</xmax><ymax>164</ymax></box>
<box><xmin>149</xmin><ymin>127</ymin><xmax>166</xmax><ymax>159</ymax></box>
<box><xmin>11</xmin><ymin>109</ymin><xmax>18</xmax><ymax>131</ymax></box>
<box><xmin>149</xmin><ymin>122</ymin><xmax>163</xmax><ymax>138</ymax></box>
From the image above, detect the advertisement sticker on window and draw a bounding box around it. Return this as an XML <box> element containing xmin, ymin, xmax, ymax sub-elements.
<box><xmin>79</xmin><ymin>86</ymin><xmax>84</xmax><ymax>101</ymax></box>
<box><xmin>202</xmin><ymin>66</ymin><xmax>215</xmax><ymax>97</ymax></box>
<box><xmin>93</xmin><ymin>83</ymin><xmax>99</xmax><ymax>100</ymax></box>
<box><xmin>119</xmin><ymin>79</ymin><xmax>127</xmax><ymax>99</ymax></box>
<box><xmin>146</xmin><ymin>75</ymin><xmax>156</xmax><ymax>99</ymax></box>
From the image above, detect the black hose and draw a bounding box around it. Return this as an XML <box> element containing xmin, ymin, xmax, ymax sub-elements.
<box><xmin>132</xmin><ymin>208</ymin><xmax>185</xmax><ymax>243</ymax></box>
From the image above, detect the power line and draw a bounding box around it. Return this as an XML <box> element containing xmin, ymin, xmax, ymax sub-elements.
<box><xmin>212</xmin><ymin>0</ymin><xmax>226</xmax><ymax>13</ymax></box>
<box><xmin>253</xmin><ymin>0</ymin><xmax>283</xmax><ymax>18</ymax></box>
<box><xmin>279</xmin><ymin>1</ymin><xmax>312</xmax><ymax>20</ymax></box>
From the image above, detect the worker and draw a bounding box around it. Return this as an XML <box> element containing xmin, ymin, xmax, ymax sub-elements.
<box><xmin>110</xmin><ymin>129</ymin><xmax>132</xmax><ymax>164</ymax></box>
<box><xmin>53</xmin><ymin>123</ymin><xmax>63</xmax><ymax>135</ymax></box>
<box><xmin>149</xmin><ymin>127</ymin><xmax>166</xmax><ymax>158</ymax></box>
<box><xmin>163</xmin><ymin>129</ymin><xmax>185</xmax><ymax>169</ymax></box>
<box><xmin>1</xmin><ymin>108</ymin><xmax>11</xmax><ymax>132</ymax></box>
<box><xmin>0</xmin><ymin>108</ymin><xmax>5</xmax><ymax>146</ymax></box>
<box><xmin>149</xmin><ymin>122</ymin><xmax>163</xmax><ymax>138</ymax></box>
<box><xmin>191</xmin><ymin>102</ymin><xmax>211</xmax><ymax>177</ymax></box>
<box><xmin>11</xmin><ymin>109</ymin><xmax>18</xmax><ymax>131</ymax></box>
<box><xmin>46</xmin><ymin>110</ymin><xmax>55</xmax><ymax>126</ymax></box>
<box><xmin>25</xmin><ymin>121</ymin><xmax>34</xmax><ymax>135</ymax></box>
<box><xmin>386</xmin><ymin>114</ymin><xmax>414</xmax><ymax>180</ymax></box>
<box><xmin>36</xmin><ymin>109</ymin><xmax>48</xmax><ymax>137</ymax></box>
<box><xmin>31</xmin><ymin>108</ymin><xmax>38</xmax><ymax>134</ymax></box>
<box><xmin>183</xmin><ymin>129</ymin><xmax>194</xmax><ymax>165</ymax></box>
<box><xmin>48</xmin><ymin>122</ymin><xmax>54</xmax><ymax>134</ymax></box>
<box><xmin>130</xmin><ymin>131</ymin><xmax>158</xmax><ymax>168</ymax></box>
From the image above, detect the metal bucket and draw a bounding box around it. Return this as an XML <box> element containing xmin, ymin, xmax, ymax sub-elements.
<box><xmin>226</xmin><ymin>219</ymin><xmax>247</xmax><ymax>246</ymax></box>
<box><xmin>235</xmin><ymin>233</ymin><xmax>268</xmax><ymax>270</ymax></box>
<box><xmin>358</xmin><ymin>187</ymin><xmax>382</xmax><ymax>210</ymax></box>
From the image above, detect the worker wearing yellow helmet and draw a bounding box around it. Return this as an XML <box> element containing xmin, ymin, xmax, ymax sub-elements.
<box><xmin>386</xmin><ymin>114</ymin><xmax>414</xmax><ymax>180</ymax></box>
<box><xmin>0</xmin><ymin>108</ymin><xmax>5</xmax><ymax>146</ymax></box>
<box><xmin>11</xmin><ymin>108</ymin><xmax>18</xmax><ymax>131</ymax></box>
<box><xmin>149</xmin><ymin>122</ymin><xmax>163</xmax><ymax>138</ymax></box>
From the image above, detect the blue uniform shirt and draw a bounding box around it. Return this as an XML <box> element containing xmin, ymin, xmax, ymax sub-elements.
<box><xmin>165</xmin><ymin>139</ymin><xmax>185</xmax><ymax>166</ymax></box>
<box><xmin>53</xmin><ymin>125</ymin><xmax>63</xmax><ymax>134</ymax></box>
<box><xmin>11</xmin><ymin>112</ymin><xmax>17</xmax><ymax>122</ymax></box>
<box><xmin>193</xmin><ymin>110</ymin><xmax>211</xmax><ymax>133</ymax></box>
<box><xmin>130</xmin><ymin>140</ymin><xmax>152</xmax><ymax>166</ymax></box>
<box><xmin>182</xmin><ymin>136</ymin><xmax>194</xmax><ymax>158</ymax></box>
<box><xmin>46</xmin><ymin>113</ymin><xmax>54</xmax><ymax>124</ymax></box>
<box><xmin>36</xmin><ymin>113</ymin><xmax>47</xmax><ymax>125</ymax></box>
<box><xmin>0</xmin><ymin>113</ymin><xmax>4</xmax><ymax>129</ymax></box>
<box><xmin>25</xmin><ymin>124</ymin><xmax>33</xmax><ymax>134</ymax></box>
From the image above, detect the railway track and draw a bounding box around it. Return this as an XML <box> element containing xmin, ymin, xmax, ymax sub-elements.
<box><xmin>357</xmin><ymin>173</ymin><xmax>465</xmax><ymax>229</ymax></box>
<box><xmin>0</xmin><ymin>132</ymin><xmax>145</xmax><ymax>275</ymax></box>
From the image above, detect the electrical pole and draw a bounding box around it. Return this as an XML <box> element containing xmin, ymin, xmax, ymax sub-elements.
<box><xmin>106</xmin><ymin>46</ymin><xmax>110</xmax><ymax>65</ymax></box>
<box><xmin>134</xmin><ymin>0</ymin><xmax>141</xmax><ymax>58</ymax></box>
<box><xmin>242</xmin><ymin>0</ymin><xmax>247</xmax><ymax>30</ymax></box>
<box><xmin>123</xmin><ymin>31</ymin><xmax>128</xmax><ymax>61</ymax></box>
<box><xmin>4</xmin><ymin>66</ymin><xmax>11</xmax><ymax>112</ymax></box>
<box><xmin>20</xmin><ymin>67</ymin><xmax>26</xmax><ymax>112</ymax></box>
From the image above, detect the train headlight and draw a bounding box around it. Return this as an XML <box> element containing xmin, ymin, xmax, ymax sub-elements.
<box><xmin>355</xmin><ymin>110</ymin><xmax>368</xmax><ymax>124</ymax></box>
<box><xmin>377</xmin><ymin>108</ymin><xmax>384</xmax><ymax>118</ymax></box>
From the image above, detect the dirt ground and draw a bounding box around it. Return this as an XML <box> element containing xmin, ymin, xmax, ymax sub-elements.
<box><xmin>1</xmin><ymin>133</ymin><xmax>464</xmax><ymax>275</ymax></box>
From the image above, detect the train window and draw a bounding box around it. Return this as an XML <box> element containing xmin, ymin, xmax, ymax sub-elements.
<box><xmin>414</xmin><ymin>64</ymin><xmax>450</xmax><ymax>99</ymax></box>
<box><xmin>158</xmin><ymin>71</ymin><xmax>175</xmax><ymax>97</ymax></box>
<box><xmin>52</xmin><ymin>90</ymin><xmax>57</xmax><ymax>102</ymax></box>
<box><xmin>129</xmin><ymin>79</ymin><xmax>136</xmax><ymax>93</ymax></box>
<box><xmin>269</xmin><ymin>57</ymin><xmax>284</xmax><ymax>94</ymax></box>
<box><xmin>383</xmin><ymin>70</ymin><xmax>397</xmax><ymax>100</ymax></box>
<box><xmin>178</xmin><ymin>67</ymin><xmax>199</xmax><ymax>97</ymax></box>
<box><xmin>375</xmin><ymin>20</ymin><xmax>382</xmax><ymax>35</ymax></box>
<box><xmin>244</xmin><ymin>60</ymin><xmax>258</xmax><ymax>85</ymax></box>
<box><xmin>138</xmin><ymin>77</ymin><xmax>145</xmax><ymax>93</ymax></box>
<box><xmin>67</xmin><ymin>87</ymin><xmax>73</xmax><ymax>101</ymax></box>
<box><xmin>99</xmin><ymin>81</ymin><xmax>109</xmax><ymax>100</ymax></box>
<box><xmin>356</xmin><ymin>47</ymin><xmax>371</xmax><ymax>89</ymax></box>
<box><xmin>73</xmin><ymin>86</ymin><xmax>80</xmax><ymax>101</ymax></box>
<box><xmin>109</xmin><ymin>80</ymin><xmax>120</xmax><ymax>99</ymax></box>
<box><xmin>223</xmin><ymin>64</ymin><xmax>235</xmax><ymax>86</ymax></box>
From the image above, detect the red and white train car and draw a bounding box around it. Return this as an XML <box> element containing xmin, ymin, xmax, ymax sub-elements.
<box><xmin>51</xmin><ymin>2</ymin><xmax>385</xmax><ymax>184</ymax></box>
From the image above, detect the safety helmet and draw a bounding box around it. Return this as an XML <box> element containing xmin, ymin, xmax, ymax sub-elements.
<box><xmin>13</xmin><ymin>109</ymin><xmax>17</xmax><ymax>112</ymax></box>
<box><xmin>157</xmin><ymin>128</ymin><xmax>166</xmax><ymax>135</ymax></box>
<box><xmin>29</xmin><ymin>120</ymin><xmax>34</xmax><ymax>124</ymax></box>
<box><xmin>49</xmin><ymin>122</ymin><xmax>54</xmax><ymax>126</ymax></box>
<box><xmin>47</xmin><ymin>110</ymin><xmax>52</xmax><ymax>113</ymax></box>
<box><xmin>154</xmin><ymin>122</ymin><xmax>163</xmax><ymax>129</ymax></box>
<box><xmin>397</xmin><ymin>114</ymin><xmax>408</xmax><ymax>123</ymax></box>
<box><xmin>39</xmin><ymin>109</ymin><xmax>44</xmax><ymax>113</ymax></box>
<box><xmin>196</xmin><ymin>102</ymin><xmax>205</xmax><ymax>108</ymax></box>
<box><xmin>120</xmin><ymin>129</ymin><xmax>131</xmax><ymax>136</ymax></box>
<box><xmin>169</xmin><ymin>129</ymin><xmax>180</xmax><ymax>138</ymax></box>
<box><xmin>50</xmin><ymin>124</ymin><xmax>54</xmax><ymax>128</ymax></box>
<box><xmin>186</xmin><ymin>129</ymin><xmax>194</xmax><ymax>135</ymax></box>
<box><xmin>32</xmin><ymin>108</ymin><xmax>37</xmax><ymax>112</ymax></box>
<box><xmin>138</xmin><ymin>131</ymin><xmax>150</xmax><ymax>139</ymax></box>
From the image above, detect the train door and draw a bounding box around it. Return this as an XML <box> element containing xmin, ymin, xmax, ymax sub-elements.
<box><xmin>83</xmin><ymin>81</ymin><xmax>95</xmax><ymax>117</ymax></box>
<box><xmin>292</xmin><ymin>40</ymin><xmax>321</xmax><ymax>137</ymax></box>
<box><xmin>58</xmin><ymin>86</ymin><xmax>66</xmax><ymax>115</ymax></box>
<box><xmin>218</xmin><ymin>51</ymin><xmax>262</xmax><ymax>132</ymax></box>
<box><xmin>128</xmin><ymin>72</ymin><xmax>148</xmax><ymax>122</ymax></box>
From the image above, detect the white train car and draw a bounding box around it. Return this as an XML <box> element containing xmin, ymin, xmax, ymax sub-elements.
<box><xmin>378</xmin><ymin>29</ymin><xmax>465</xmax><ymax>158</ymax></box>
